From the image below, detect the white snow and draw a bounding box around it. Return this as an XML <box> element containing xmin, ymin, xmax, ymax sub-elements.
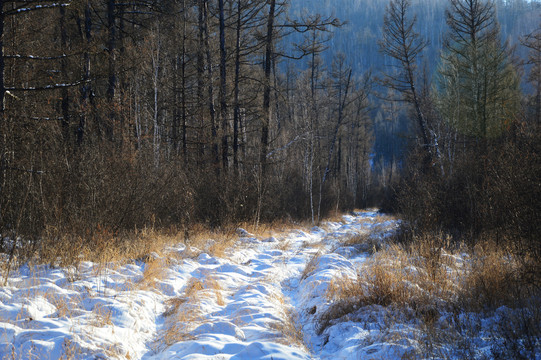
<box><xmin>0</xmin><ymin>211</ymin><xmax>533</xmax><ymax>359</ymax></box>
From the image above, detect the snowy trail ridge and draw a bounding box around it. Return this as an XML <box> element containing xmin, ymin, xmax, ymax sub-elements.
<box><xmin>0</xmin><ymin>211</ymin><xmax>401</xmax><ymax>359</ymax></box>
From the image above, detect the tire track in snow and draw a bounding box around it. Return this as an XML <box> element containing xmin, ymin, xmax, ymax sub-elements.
<box><xmin>146</xmin><ymin>211</ymin><xmax>392</xmax><ymax>359</ymax></box>
<box><xmin>0</xmin><ymin>211</ymin><xmax>398</xmax><ymax>359</ymax></box>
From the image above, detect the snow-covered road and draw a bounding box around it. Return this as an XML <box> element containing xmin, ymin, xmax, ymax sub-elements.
<box><xmin>0</xmin><ymin>211</ymin><xmax>401</xmax><ymax>359</ymax></box>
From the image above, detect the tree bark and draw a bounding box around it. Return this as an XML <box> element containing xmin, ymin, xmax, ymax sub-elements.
<box><xmin>78</xmin><ymin>0</ymin><xmax>92</xmax><ymax>146</ymax></box>
<box><xmin>203</xmin><ymin>0</ymin><xmax>218</xmax><ymax>168</ymax></box>
<box><xmin>260</xmin><ymin>0</ymin><xmax>276</xmax><ymax>175</ymax></box>
<box><xmin>218</xmin><ymin>0</ymin><xmax>228</xmax><ymax>171</ymax></box>
<box><xmin>107</xmin><ymin>0</ymin><xmax>116</xmax><ymax>140</ymax></box>
<box><xmin>0</xmin><ymin>0</ymin><xmax>5</xmax><ymax>115</ymax></box>
<box><xmin>233</xmin><ymin>0</ymin><xmax>242</xmax><ymax>171</ymax></box>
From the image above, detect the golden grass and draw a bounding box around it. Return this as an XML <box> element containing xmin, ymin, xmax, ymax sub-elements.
<box><xmin>36</xmin><ymin>226</ymin><xmax>182</xmax><ymax>270</ymax></box>
<box><xmin>342</xmin><ymin>232</ymin><xmax>383</xmax><ymax>253</ymax></box>
<box><xmin>5</xmin><ymin>213</ymin><xmax>317</xmax><ymax>280</ymax></box>
<box><xmin>184</xmin><ymin>275</ymin><xmax>225</xmax><ymax>306</ymax></box>
<box><xmin>301</xmin><ymin>251</ymin><xmax>322</xmax><ymax>280</ymax></box>
<box><xmin>276</xmin><ymin>239</ymin><xmax>292</xmax><ymax>252</ymax></box>
<box><xmin>180</xmin><ymin>224</ymin><xmax>243</xmax><ymax>260</ymax></box>
<box><xmin>320</xmin><ymin>231</ymin><xmax>536</xmax><ymax>342</ymax></box>
<box><xmin>138</xmin><ymin>255</ymin><xmax>170</xmax><ymax>290</ymax></box>
<box><xmin>239</xmin><ymin>218</ymin><xmax>311</xmax><ymax>240</ymax></box>
<box><xmin>459</xmin><ymin>241</ymin><xmax>523</xmax><ymax>311</ymax></box>
<box><xmin>43</xmin><ymin>293</ymin><xmax>84</xmax><ymax>320</ymax></box>
<box><xmin>269</xmin><ymin>307</ymin><xmax>306</xmax><ymax>348</ymax></box>
<box><xmin>159</xmin><ymin>295</ymin><xmax>202</xmax><ymax>347</ymax></box>
<box><xmin>157</xmin><ymin>273</ymin><xmax>227</xmax><ymax>349</ymax></box>
<box><xmin>59</xmin><ymin>338</ymin><xmax>81</xmax><ymax>360</ymax></box>
<box><xmin>184</xmin><ymin>278</ymin><xmax>205</xmax><ymax>299</ymax></box>
<box><xmin>90</xmin><ymin>304</ymin><xmax>113</xmax><ymax>328</ymax></box>
<box><xmin>322</xmin><ymin>211</ymin><xmax>346</xmax><ymax>223</ymax></box>
<box><xmin>320</xmin><ymin>241</ymin><xmax>459</xmax><ymax>333</ymax></box>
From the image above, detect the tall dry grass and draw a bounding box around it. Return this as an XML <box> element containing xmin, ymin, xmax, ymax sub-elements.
<box><xmin>320</xmin><ymin>231</ymin><xmax>540</xmax><ymax>357</ymax></box>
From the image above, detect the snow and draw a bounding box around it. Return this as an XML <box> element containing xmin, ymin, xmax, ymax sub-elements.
<box><xmin>0</xmin><ymin>210</ymin><xmax>534</xmax><ymax>359</ymax></box>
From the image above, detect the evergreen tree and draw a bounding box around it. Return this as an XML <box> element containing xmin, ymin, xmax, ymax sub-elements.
<box><xmin>438</xmin><ymin>0</ymin><xmax>520</xmax><ymax>140</ymax></box>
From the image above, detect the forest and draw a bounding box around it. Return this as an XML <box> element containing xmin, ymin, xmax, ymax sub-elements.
<box><xmin>0</xmin><ymin>0</ymin><xmax>540</xmax><ymax>358</ymax></box>
<box><xmin>0</xmin><ymin>0</ymin><xmax>538</xmax><ymax>256</ymax></box>
<box><xmin>0</xmin><ymin>0</ymin><xmax>540</xmax><ymax>285</ymax></box>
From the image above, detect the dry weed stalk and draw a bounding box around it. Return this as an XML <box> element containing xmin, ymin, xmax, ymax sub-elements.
<box><xmin>59</xmin><ymin>338</ymin><xmax>81</xmax><ymax>360</ymax></box>
<box><xmin>301</xmin><ymin>251</ymin><xmax>322</xmax><ymax>280</ymax></box>
<box><xmin>269</xmin><ymin>307</ymin><xmax>306</xmax><ymax>349</ymax></box>
<box><xmin>159</xmin><ymin>296</ymin><xmax>202</xmax><ymax>346</ymax></box>
<box><xmin>277</xmin><ymin>239</ymin><xmax>292</xmax><ymax>252</ymax></box>
<box><xmin>159</xmin><ymin>294</ymin><xmax>202</xmax><ymax>348</ymax></box>
<box><xmin>138</xmin><ymin>255</ymin><xmax>170</xmax><ymax>290</ymax></box>
<box><xmin>90</xmin><ymin>304</ymin><xmax>114</xmax><ymax>328</ymax></box>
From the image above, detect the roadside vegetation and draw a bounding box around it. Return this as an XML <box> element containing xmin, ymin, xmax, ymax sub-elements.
<box><xmin>0</xmin><ymin>0</ymin><xmax>539</xmax><ymax>357</ymax></box>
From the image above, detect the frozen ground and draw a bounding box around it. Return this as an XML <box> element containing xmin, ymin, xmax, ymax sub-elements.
<box><xmin>0</xmin><ymin>211</ymin><xmax>535</xmax><ymax>359</ymax></box>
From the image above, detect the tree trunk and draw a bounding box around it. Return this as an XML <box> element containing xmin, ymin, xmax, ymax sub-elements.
<box><xmin>77</xmin><ymin>0</ymin><xmax>92</xmax><ymax>146</ymax></box>
<box><xmin>60</xmin><ymin>6</ymin><xmax>70</xmax><ymax>146</ymax></box>
<box><xmin>181</xmin><ymin>0</ymin><xmax>187</xmax><ymax>162</ymax></box>
<box><xmin>107</xmin><ymin>0</ymin><xmax>116</xmax><ymax>140</ymax></box>
<box><xmin>197</xmin><ymin>0</ymin><xmax>205</xmax><ymax>160</ymax></box>
<box><xmin>0</xmin><ymin>0</ymin><xmax>5</xmax><ymax>115</ymax></box>
<box><xmin>233</xmin><ymin>0</ymin><xmax>242</xmax><ymax>171</ymax></box>
<box><xmin>317</xmin><ymin>68</ymin><xmax>352</xmax><ymax>223</ymax></box>
<box><xmin>218</xmin><ymin>0</ymin><xmax>228</xmax><ymax>171</ymax></box>
<box><xmin>260</xmin><ymin>0</ymin><xmax>276</xmax><ymax>175</ymax></box>
<box><xmin>202</xmin><ymin>0</ymin><xmax>218</xmax><ymax>168</ymax></box>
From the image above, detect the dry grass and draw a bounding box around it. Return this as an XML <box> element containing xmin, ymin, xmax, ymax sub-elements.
<box><xmin>323</xmin><ymin>211</ymin><xmax>346</xmax><ymax>223</ymax></box>
<box><xmin>43</xmin><ymin>293</ymin><xmax>84</xmax><ymax>320</ymax></box>
<box><xmin>59</xmin><ymin>338</ymin><xmax>81</xmax><ymax>360</ymax></box>
<box><xmin>183</xmin><ymin>275</ymin><xmax>225</xmax><ymax>306</ymax></box>
<box><xmin>320</xmin><ymin>240</ymin><xmax>460</xmax><ymax>333</ymax></box>
<box><xmin>160</xmin><ymin>310</ymin><xmax>200</xmax><ymax>346</ymax></box>
<box><xmin>186</xmin><ymin>225</ymin><xmax>235</xmax><ymax>254</ymax></box>
<box><xmin>184</xmin><ymin>277</ymin><xmax>205</xmax><ymax>299</ymax></box>
<box><xmin>239</xmin><ymin>218</ymin><xmax>311</xmax><ymax>240</ymax></box>
<box><xmin>4</xmin><ymin>214</ymin><xmax>312</xmax><ymax>282</ymax></box>
<box><xmin>160</xmin><ymin>293</ymin><xmax>202</xmax><ymax>346</ymax></box>
<box><xmin>138</xmin><ymin>254</ymin><xmax>171</xmax><ymax>290</ymax></box>
<box><xmin>35</xmin><ymin>226</ymin><xmax>183</xmax><ymax>271</ymax></box>
<box><xmin>90</xmin><ymin>304</ymin><xmax>113</xmax><ymax>328</ymax></box>
<box><xmin>319</xmin><ymin>232</ymin><xmax>540</xmax><ymax>358</ymax></box>
<box><xmin>342</xmin><ymin>232</ymin><xmax>383</xmax><ymax>253</ymax></box>
<box><xmin>301</xmin><ymin>251</ymin><xmax>322</xmax><ymax>280</ymax></box>
<box><xmin>15</xmin><ymin>222</ymin><xmax>229</xmax><ymax>273</ymax></box>
<box><xmin>269</xmin><ymin>307</ymin><xmax>306</xmax><ymax>348</ymax></box>
<box><xmin>157</xmin><ymin>273</ymin><xmax>227</xmax><ymax>349</ymax></box>
<box><xmin>276</xmin><ymin>239</ymin><xmax>292</xmax><ymax>252</ymax></box>
<box><xmin>459</xmin><ymin>241</ymin><xmax>524</xmax><ymax>311</ymax></box>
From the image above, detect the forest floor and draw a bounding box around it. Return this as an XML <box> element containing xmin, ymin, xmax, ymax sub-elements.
<box><xmin>0</xmin><ymin>211</ymin><xmax>538</xmax><ymax>359</ymax></box>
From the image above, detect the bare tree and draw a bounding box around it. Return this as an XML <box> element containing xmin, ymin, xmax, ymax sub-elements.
<box><xmin>379</xmin><ymin>0</ymin><xmax>430</xmax><ymax>157</ymax></box>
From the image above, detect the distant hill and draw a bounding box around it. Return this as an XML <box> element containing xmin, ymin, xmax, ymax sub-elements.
<box><xmin>284</xmin><ymin>0</ymin><xmax>541</xmax><ymax>168</ymax></box>
<box><xmin>286</xmin><ymin>0</ymin><xmax>541</xmax><ymax>75</ymax></box>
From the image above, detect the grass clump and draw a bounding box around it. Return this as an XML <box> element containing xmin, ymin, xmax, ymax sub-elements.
<box><xmin>157</xmin><ymin>273</ymin><xmax>227</xmax><ymax>349</ymax></box>
<box><xmin>319</xmin><ymin>230</ymin><xmax>541</xmax><ymax>358</ymax></box>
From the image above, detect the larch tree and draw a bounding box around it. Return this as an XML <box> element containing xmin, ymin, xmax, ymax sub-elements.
<box><xmin>379</xmin><ymin>0</ymin><xmax>431</xmax><ymax>157</ymax></box>
<box><xmin>522</xmin><ymin>23</ymin><xmax>541</xmax><ymax>127</ymax></box>
<box><xmin>438</xmin><ymin>0</ymin><xmax>520</xmax><ymax>142</ymax></box>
